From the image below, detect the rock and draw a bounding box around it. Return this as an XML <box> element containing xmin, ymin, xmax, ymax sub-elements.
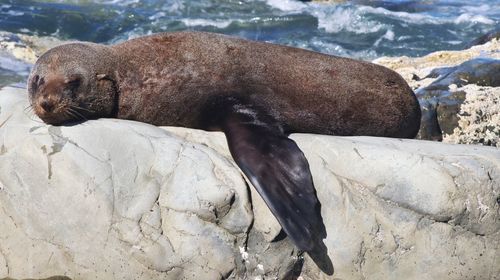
<box><xmin>374</xmin><ymin>40</ymin><xmax>500</xmax><ymax>146</ymax></box>
<box><xmin>1</xmin><ymin>86</ymin><xmax>499</xmax><ymax>280</ymax></box>
<box><xmin>435</xmin><ymin>90</ymin><xmax>465</xmax><ymax>135</ymax></box>
<box><xmin>2</xmin><ymin>277</ymin><xmax>70</xmax><ymax>280</ymax></box>
<box><xmin>415</xmin><ymin>58</ymin><xmax>500</xmax><ymax>140</ymax></box>
<box><xmin>424</xmin><ymin>58</ymin><xmax>500</xmax><ymax>89</ymax></box>
<box><xmin>467</xmin><ymin>28</ymin><xmax>500</xmax><ymax>48</ymax></box>
<box><xmin>443</xmin><ymin>85</ymin><xmax>500</xmax><ymax>147</ymax></box>
<box><xmin>0</xmin><ymin>32</ymin><xmax>38</xmax><ymax>64</ymax></box>
<box><xmin>417</xmin><ymin>97</ymin><xmax>446</xmax><ymax>141</ymax></box>
<box><xmin>373</xmin><ymin>39</ymin><xmax>500</xmax><ymax>90</ymax></box>
<box><xmin>416</xmin><ymin>58</ymin><xmax>500</xmax><ymax>143</ymax></box>
<box><xmin>0</xmin><ymin>86</ymin><xmax>297</xmax><ymax>280</ymax></box>
<box><xmin>0</xmin><ymin>68</ymin><xmax>26</xmax><ymax>89</ymax></box>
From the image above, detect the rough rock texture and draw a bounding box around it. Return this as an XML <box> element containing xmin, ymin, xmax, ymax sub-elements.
<box><xmin>1</xmin><ymin>86</ymin><xmax>499</xmax><ymax>280</ymax></box>
<box><xmin>415</xmin><ymin>58</ymin><xmax>500</xmax><ymax>141</ymax></box>
<box><xmin>467</xmin><ymin>28</ymin><xmax>500</xmax><ymax>48</ymax></box>
<box><xmin>374</xmin><ymin>39</ymin><xmax>500</xmax><ymax>146</ymax></box>
<box><xmin>0</xmin><ymin>86</ymin><xmax>299</xmax><ymax>280</ymax></box>
<box><xmin>443</xmin><ymin>85</ymin><xmax>500</xmax><ymax>147</ymax></box>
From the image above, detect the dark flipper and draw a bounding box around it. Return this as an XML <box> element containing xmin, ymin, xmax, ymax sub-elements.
<box><xmin>200</xmin><ymin>96</ymin><xmax>326</xmax><ymax>252</ymax></box>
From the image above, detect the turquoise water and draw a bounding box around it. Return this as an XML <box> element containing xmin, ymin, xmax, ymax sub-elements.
<box><xmin>1</xmin><ymin>0</ymin><xmax>499</xmax><ymax>59</ymax></box>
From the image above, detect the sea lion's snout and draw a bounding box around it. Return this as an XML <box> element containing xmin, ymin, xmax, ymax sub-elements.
<box><xmin>39</xmin><ymin>96</ymin><xmax>56</xmax><ymax>113</ymax></box>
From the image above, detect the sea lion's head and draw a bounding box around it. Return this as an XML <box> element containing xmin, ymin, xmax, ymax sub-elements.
<box><xmin>28</xmin><ymin>42</ymin><xmax>119</xmax><ymax>125</ymax></box>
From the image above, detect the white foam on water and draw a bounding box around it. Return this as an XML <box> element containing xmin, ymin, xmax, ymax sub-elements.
<box><xmin>360</xmin><ymin>5</ymin><xmax>496</xmax><ymax>26</ymax></box>
<box><xmin>454</xmin><ymin>14</ymin><xmax>495</xmax><ymax>25</ymax></box>
<box><xmin>312</xmin><ymin>5</ymin><xmax>386</xmax><ymax>34</ymax></box>
<box><xmin>264</xmin><ymin>0</ymin><xmax>499</xmax><ymax>40</ymax></box>
<box><xmin>374</xmin><ymin>29</ymin><xmax>395</xmax><ymax>47</ymax></box>
<box><xmin>6</xmin><ymin>10</ymin><xmax>24</xmax><ymax>16</ymax></box>
<box><xmin>397</xmin><ymin>35</ymin><xmax>412</xmax><ymax>41</ymax></box>
<box><xmin>293</xmin><ymin>38</ymin><xmax>378</xmax><ymax>60</ymax></box>
<box><xmin>265</xmin><ymin>0</ymin><xmax>307</xmax><ymax>12</ymax></box>
<box><xmin>359</xmin><ymin>6</ymin><xmax>444</xmax><ymax>25</ymax></box>
<box><xmin>159</xmin><ymin>0</ymin><xmax>185</xmax><ymax>14</ymax></box>
<box><xmin>180</xmin><ymin>18</ymin><xmax>235</xmax><ymax>29</ymax></box>
<box><xmin>149</xmin><ymin>12</ymin><xmax>166</xmax><ymax>21</ymax></box>
<box><xmin>92</xmin><ymin>0</ymin><xmax>140</xmax><ymax>5</ymax></box>
<box><xmin>42</xmin><ymin>0</ymin><xmax>139</xmax><ymax>4</ymax></box>
<box><xmin>460</xmin><ymin>4</ymin><xmax>495</xmax><ymax>14</ymax></box>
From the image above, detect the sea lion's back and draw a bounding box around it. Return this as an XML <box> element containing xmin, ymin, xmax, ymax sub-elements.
<box><xmin>113</xmin><ymin>32</ymin><xmax>420</xmax><ymax>137</ymax></box>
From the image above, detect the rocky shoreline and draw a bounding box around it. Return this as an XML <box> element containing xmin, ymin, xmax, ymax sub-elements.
<box><xmin>374</xmin><ymin>38</ymin><xmax>500</xmax><ymax>147</ymax></box>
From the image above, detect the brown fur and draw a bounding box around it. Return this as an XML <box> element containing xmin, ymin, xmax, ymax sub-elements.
<box><xmin>28</xmin><ymin>31</ymin><xmax>420</xmax><ymax>137</ymax></box>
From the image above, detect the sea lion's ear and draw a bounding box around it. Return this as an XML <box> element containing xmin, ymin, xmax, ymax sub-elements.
<box><xmin>96</xmin><ymin>74</ymin><xmax>108</xmax><ymax>80</ymax></box>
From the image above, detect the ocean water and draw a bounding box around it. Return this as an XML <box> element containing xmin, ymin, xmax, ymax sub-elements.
<box><xmin>0</xmin><ymin>0</ymin><xmax>499</xmax><ymax>85</ymax></box>
<box><xmin>2</xmin><ymin>0</ymin><xmax>500</xmax><ymax>57</ymax></box>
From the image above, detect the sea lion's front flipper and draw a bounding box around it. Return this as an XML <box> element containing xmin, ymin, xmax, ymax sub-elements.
<box><xmin>200</xmin><ymin>96</ymin><xmax>326</xmax><ymax>252</ymax></box>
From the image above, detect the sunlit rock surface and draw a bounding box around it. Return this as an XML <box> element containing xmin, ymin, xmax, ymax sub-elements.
<box><xmin>1</xmin><ymin>86</ymin><xmax>499</xmax><ymax>280</ymax></box>
<box><xmin>375</xmin><ymin>39</ymin><xmax>500</xmax><ymax>146</ymax></box>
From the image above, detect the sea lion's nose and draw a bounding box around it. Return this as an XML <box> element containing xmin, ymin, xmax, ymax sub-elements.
<box><xmin>40</xmin><ymin>98</ymin><xmax>55</xmax><ymax>113</ymax></box>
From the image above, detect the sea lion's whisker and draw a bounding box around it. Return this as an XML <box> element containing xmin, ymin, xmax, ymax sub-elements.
<box><xmin>66</xmin><ymin>109</ymin><xmax>87</xmax><ymax>123</ymax></box>
<box><xmin>67</xmin><ymin>107</ymin><xmax>87</xmax><ymax>121</ymax></box>
<box><xmin>64</xmin><ymin>108</ymin><xmax>77</xmax><ymax>119</ymax></box>
<box><xmin>23</xmin><ymin>104</ymin><xmax>36</xmax><ymax>114</ymax></box>
<box><xmin>72</xmin><ymin>108</ymin><xmax>88</xmax><ymax>120</ymax></box>
<box><xmin>65</xmin><ymin>110</ymin><xmax>79</xmax><ymax>121</ymax></box>
<box><xmin>71</xmin><ymin>105</ymin><xmax>94</xmax><ymax>113</ymax></box>
<box><xmin>22</xmin><ymin>106</ymin><xmax>37</xmax><ymax>119</ymax></box>
<box><xmin>66</xmin><ymin>108</ymin><xmax>79</xmax><ymax>120</ymax></box>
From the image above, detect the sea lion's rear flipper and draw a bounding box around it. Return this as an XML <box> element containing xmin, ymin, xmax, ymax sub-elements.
<box><xmin>200</xmin><ymin>96</ymin><xmax>326</xmax><ymax>252</ymax></box>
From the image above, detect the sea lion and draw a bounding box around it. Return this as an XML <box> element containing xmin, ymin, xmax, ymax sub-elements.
<box><xmin>27</xmin><ymin>31</ymin><xmax>421</xmax><ymax>266</ymax></box>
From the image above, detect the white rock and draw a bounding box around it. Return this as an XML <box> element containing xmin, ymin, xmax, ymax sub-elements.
<box><xmin>0</xmin><ymin>86</ymin><xmax>499</xmax><ymax>279</ymax></box>
<box><xmin>443</xmin><ymin>85</ymin><xmax>500</xmax><ymax>147</ymax></box>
